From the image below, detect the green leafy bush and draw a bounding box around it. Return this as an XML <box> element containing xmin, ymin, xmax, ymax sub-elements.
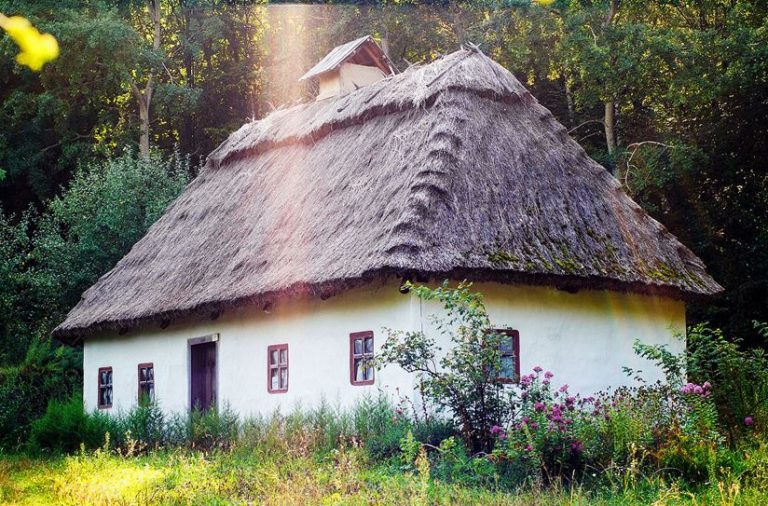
<box><xmin>0</xmin><ymin>151</ymin><xmax>191</xmax><ymax>450</ymax></box>
<box><xmin>378</xmin><ymin>281</ymin><xmax>517</xmax><ymax>451</ymax></box>
<box><xmin>0</xmin><ymin>340</ymin><xmax>81</xmax><ymax>450</ymax></box>
<box><xmin>28</xmin><ymin>395</ymin><xmax>115</xmax><ymax>453</ymax></box>
<box><xmin>634</xmin><ymin>322</ymin><xmax>768</xmax><ymax>442</ymax></box>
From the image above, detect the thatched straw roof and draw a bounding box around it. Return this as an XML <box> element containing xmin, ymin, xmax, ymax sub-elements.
<box><xmin>54</xmin><ymin>47</ymin><xmax>721</xmax><ymax>341</ymax></box>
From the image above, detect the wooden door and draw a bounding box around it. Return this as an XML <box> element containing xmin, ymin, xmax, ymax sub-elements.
<box><xmin>190</xmin><ymin>341</ymin><xmax>216</xmax><ymax>411</ymax></box>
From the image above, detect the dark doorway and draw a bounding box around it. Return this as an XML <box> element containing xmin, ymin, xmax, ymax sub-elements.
<box><xmin>190</xmin><ymin>341</ymin><xmax>217</xmax><ymax>411</ymax></box>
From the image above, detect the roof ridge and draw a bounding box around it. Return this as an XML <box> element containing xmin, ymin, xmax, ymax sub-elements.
<box><xmin>207</xmin><ymin>50</ymin><xmax>530</xmax><ymax>168</ymax></box>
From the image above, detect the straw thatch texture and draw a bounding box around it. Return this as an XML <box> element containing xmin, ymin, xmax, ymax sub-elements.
<box><xmin>54</xmin><ymin>48</ymin><xmax>721</xmax><ymax>340</ymax></box>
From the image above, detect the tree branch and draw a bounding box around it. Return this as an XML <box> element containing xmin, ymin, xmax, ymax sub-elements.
<box><xmin>568</xmin><ymin>119</ymin><xmax>605</xmax><ymax>134</ymax></box>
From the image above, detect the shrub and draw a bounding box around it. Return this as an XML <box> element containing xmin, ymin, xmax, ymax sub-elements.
<box><xmin>378</xmin><ymin>281</ymin><xmax>517</xmax><ymax>451</ymax></box>
<box><xmin>487</xmin><ymin>364</ymin><xmax>728</xmax><ymax>485</ymax></box>
<box><xmin>119</xmin><ymin>402</ymin><xmax>166</xmax><ymax>450</ymax></box>
<box><xmin>28</xmin><ymin>395</ymin><xmax>115</xmax><ymax>453</ymax></box>
<box><xmin>178</xmin><ymin>404</ymin><xmax>240</xmax><ymax>451</ymax></box>
<box><xmin>634</xmin><ymin>321</ymin><xmax>768</xmax><ymax>443</ymax></box>
<box><xmin>0</xmin><ymin>340</ymin><xmax>81</xmax><ymax>450</ymax></box>
<box><xmin>0</xmin><ymin>151</ymin><xmax>191</xmax><ymax>450</ymax></box>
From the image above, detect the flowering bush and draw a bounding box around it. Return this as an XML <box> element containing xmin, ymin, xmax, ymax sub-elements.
<box><xmin>487</xmin><ymin>367</ymin><xmax>726</xmax><ymax>484</ymax></box>
<box><xmin>634</xmin><ymin>322</ymin><xmax>768</xmax><ymax>443</ymax></box>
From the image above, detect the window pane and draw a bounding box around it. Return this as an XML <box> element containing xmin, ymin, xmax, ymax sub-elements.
<box><xmin>499</xmin><ymin>335</ymin><xmax>515</xmax><ymax>353</ymax></box>
<box><xmin>364</xmin><ymin>337</ymin><xmax>374</xmax><ymax>354</ymax></box>
<box><xmin>364</xmin><ymin>365</ymin><xmax>374</xmax><ymax>381</ymax></box>
<box><xmin>270</xmin><ymin>369</ymin><xmax>278</xmax><ymax>390</ymax></box>
<box><xmin>101</xmin><ymin>386</ymin><xmax>112</xmax><ymax>406</ymax></box>
<box><xmin>107</xmin><ymin>370</ymin><xmax>112</xmax><ymax>384</ymax></box>
<box><xmin>279</xmin><ymin>349</ymin><xmax>287</xmax><ymax>365</ymax></box>
<box><xmin>280</xmin><ymin>368</ymin><xmax>288</xmax><ymax>389</ymax></box>
<box><xmin>100</xmin><ymin>370</ymin><xmax>107</xmax><ymax>385</ymax></box>
<box><xmin>353</xmin><ymin>339</ymin><xmax>363</xmax><ymax>355</ymax></box>
<box><xmin>148</xmin><ymin>367</ymin><xmax>154</xmax><ymax>380</ymax></box>
<box><xmin>271</xmin><ymin>349</ymin><xmax>278</xmax><ymax>365</ymax></box>
<box><xmin>140</xmin><ymin>368</ymin><xmax>147</xmax><ymax>381</ymax></box>
<box><xmin>353</xmin><ymin>358</ymin><xmax>363</xmax><ymax>381</ymax></box>
<box><xmin>500</xmin><ymin>356</ymin><xmax>516</xmax><ymax>379</ymax></box>
<box><xmin>148</xmin><ymin>384</ymin><xmax>155</xmax><ymax>401</ymax></box>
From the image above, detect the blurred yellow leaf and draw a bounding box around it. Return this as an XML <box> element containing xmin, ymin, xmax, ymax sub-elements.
<box><xmin>0</xmin><ymin>14</ymin><xmax>59</xmax><ymax>71</ymax></box>
<box><xmin>533</xmin><ymin>0</ymin><xmax>557</xmax><ymax>6</ymax></box>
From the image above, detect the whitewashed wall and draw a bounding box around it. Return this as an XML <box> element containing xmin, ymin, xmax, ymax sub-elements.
<box><xmin>83</xmin><ymin>281</ymin><xmax>686</xmax><ymax>415</ymax></box>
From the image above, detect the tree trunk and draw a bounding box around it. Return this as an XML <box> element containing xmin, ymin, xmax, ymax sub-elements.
<box><xmin>564</xmin><ymin>75</ymin><xmax>575</xmax><ymax>125</ymax></box>
<box><xmin>138</xmin><ymin>94</ymin><xmax>150</xmax><ymax>159</ymax></box>
<box><xmin>604</xmin><ymin>100</ymin><xmax>617</xmax><ymax>156</ymax></box>
<box><xmin>133</xmin><ymin>0</ymin><xmax>161</xmax><ymax>159</ymax></box>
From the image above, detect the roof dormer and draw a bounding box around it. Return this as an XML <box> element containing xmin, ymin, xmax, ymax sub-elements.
<box><xmin>299</xmin><ymin>35</ymin><xmax>397</xmax><ymax>101</ymax></box>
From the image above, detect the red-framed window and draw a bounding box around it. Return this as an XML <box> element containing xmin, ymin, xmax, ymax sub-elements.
<box><xmin>97</xmin><ymin>366</ymin><xmax>113</xmax><ymax>409</ymax></box>
<box><xmin>138</xmin><ymin>363</ymin><xmax>155</xmax><ymax>405</ymax></box>
<box><xmin>350</xmin><ymin>331</ymin><xmax>375</xmax><ymax>385</ymax></box>
<box><xmin>267</xmin><ymin>344</ymin><xmax>288</xmax><ymax>393</ymax></box>
<box><xmin>494</xmin><ymin>329</ymin><xmax>520</xmax><ymax>383</ymax></box>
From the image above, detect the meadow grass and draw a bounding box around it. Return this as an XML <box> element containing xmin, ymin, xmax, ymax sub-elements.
<box><xmin>2</xmin><ymin>446</ymin><xmax>767</xmax><ymax>506</ymax></box>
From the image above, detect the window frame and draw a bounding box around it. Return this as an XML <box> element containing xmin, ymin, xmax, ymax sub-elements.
<box><xmin>349</xmin><ymin>330</ymin><xmax>375</xmax><ymax>386</ymax></box>
<box><xmin>97</xmin><ymin>366</ymin><xmax>113</xmax><ymax>409</ymax></box>
<box><xmin>493</xmin><ymin>329</ymin><xmax>520</xmax><ymax>384</ymax></box>
<box><xmin>267</xmin><ymin>343</ymin><xmax>289</xmax><ymax>394</ymax></box>
<box><xmin>137</xmin><ymin>362</ymin><xmax>155</xmax><ymax>405</ymax></box>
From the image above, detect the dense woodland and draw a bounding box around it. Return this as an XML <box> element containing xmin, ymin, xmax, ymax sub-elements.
<box><xmin>0</xmin><ymin>0</ymin><xmax>766</xmax><ymax>447</ymax></box>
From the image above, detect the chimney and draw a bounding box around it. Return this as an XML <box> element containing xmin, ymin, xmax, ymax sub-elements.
<box><xmin>299</xmin><ymin>36</ymin><xmax>397</xmax><ymax>101</ymax></box>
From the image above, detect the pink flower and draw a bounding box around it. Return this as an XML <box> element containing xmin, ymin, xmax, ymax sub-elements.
<box><xmin>530</xmin><ymin>422</ymin><xmax>539</xmax><ymax>429</ymax></box>
<box><xmin>544</xmin><ymin>371</ymin><xmax>554</xmax><ymax>379</ymax></box>
<box><xmin>534</xmin><ymin>402</ymin><xmax>546</xmax><ymax>412</ymax></box>
<box><xmin>533</xmin><ymin>366</ymin><xmax>543</xmax><ymax>373</ymax></box>
<box><xmin>542</xmin><ymin>379</ymin><xmax>550</xmax><ymax>386</ymax></box>
<box><xmin>559</xmin><ymin>384</ymin><xmax>569</xmax><ymax>393</ymax></box>
<box><xmin>490</xmin><ymin>425</ymin><xmax>504</xmax><ymax>435</ymax></box>
<box><xmin>524</xmin><ymin>445</ymin><xmax>533</xmax><ymax>452</ymax></box>
<box><xmin>745</xmin><ymin>416</ymin><xmax>754</xmax><ymax>427</ymax></box>
<box><xmin>571</xmin><ymin>440</ymin><xmax>583</xmax><ymax>453</ymax></box>
<box><xmin>703</xmin><ymin>381</ymin><xmax>712</xmax><ymax>390</ymax></box>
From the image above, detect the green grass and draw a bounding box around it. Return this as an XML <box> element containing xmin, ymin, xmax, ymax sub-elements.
<box><xmin>2</xmin><ymin>446</ymin><xmax>767</xmax><ymax>505</ymax></box>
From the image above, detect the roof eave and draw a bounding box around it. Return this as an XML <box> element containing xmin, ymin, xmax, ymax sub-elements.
<box><xmin>53</xmin><ymin>268</ymin><xmax>722</xmax><ymax>344</ymax></box>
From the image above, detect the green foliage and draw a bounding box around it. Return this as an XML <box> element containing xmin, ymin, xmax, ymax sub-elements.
<box><xmin>0</xmin><ymin>340</ymin><xmax>81</xmax><ymax>451</ymax></box>
<box><xmin>635</xmin><ymin>322</ymin><xmax>768</xmax><ymax>442</ymax></box>
<box><xmin>378</xmin><ymin>281</ymin><xmax>517</xmax><ymax>451</ymax></box>
<box><xmin>31</xmin><ymin>150</ymin><xmax>190</xmax><ymax>316</ymax></box>
<box><xmin>28</xmin><ymin>395</ymin><xmax>116</xmax><ymax>454</ymax></box>
<box><xmin>0</xmin><ymin>151</ymin><xmax>189</xmax><ymax>448</ymax></box>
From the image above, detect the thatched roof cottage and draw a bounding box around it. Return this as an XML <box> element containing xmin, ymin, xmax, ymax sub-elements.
<box><xmin>55</xmin><ymin>37</ymin><xmax>721</xmax><ymax>414</ymax></box>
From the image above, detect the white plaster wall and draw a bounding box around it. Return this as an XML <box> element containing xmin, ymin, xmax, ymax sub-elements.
<box><xmin>316</xmin><ymin>63</ymin><xmax>386</xmax><ymax>100</ymax></box>
<box><xmin>83</xmin><ymin>281</ymin><xmax>686</xmax><ymax>415</ymax></box>
<box><xmin>83</xmin><ymin>281</ymin><xmax>414</xmax><ymax>415</ymax></box>
<box><xmin>416</xmin><ymin>283</ymin><xmax>686</xmax><ymax>395</ymax></box>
